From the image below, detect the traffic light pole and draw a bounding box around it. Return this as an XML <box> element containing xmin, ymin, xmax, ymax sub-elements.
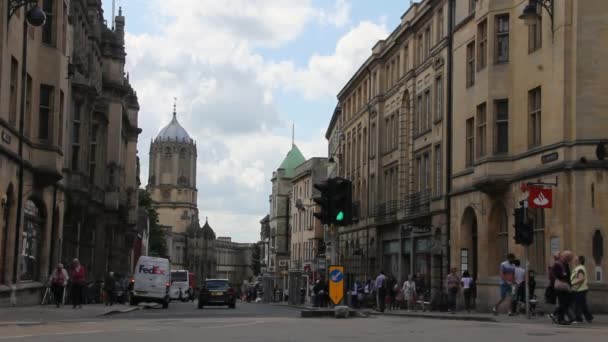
<box><xmin>523</xmin><ymin>199</ymin><xmax>530</xmax><ymax>319</ymax></box>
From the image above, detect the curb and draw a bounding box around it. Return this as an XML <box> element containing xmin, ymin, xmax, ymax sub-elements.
<box><xmin>370</xmin><ymin>311</ymin><xmax>497</xmax><ymax>323</ymax></box>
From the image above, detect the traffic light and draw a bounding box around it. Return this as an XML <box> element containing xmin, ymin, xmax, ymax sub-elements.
<box><xmin>332</xmin><ymin>177</ymin><xmax>352</xmax><ymax>226</ymax></box>
<box><xmin>513</xmin><ymin>207</ymin><xmax>533</xmax><ymax>246</ymax></box>
<box><xmin>313</xmin><ymin>180</ymin><xmax>333</xmax><ymax>224</ymax></box>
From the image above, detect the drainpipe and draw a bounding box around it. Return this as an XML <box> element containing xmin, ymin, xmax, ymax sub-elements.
<box><xmin>445</xmin><ymin>0</ymin><xmax>455</xmax><ymax>281</ymax></box>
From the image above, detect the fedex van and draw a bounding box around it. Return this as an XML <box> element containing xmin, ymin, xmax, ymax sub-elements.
<box><xmin>130</xmin><ymin>256</ymin><xmax>171</xmax><ymax>308</ymax></box>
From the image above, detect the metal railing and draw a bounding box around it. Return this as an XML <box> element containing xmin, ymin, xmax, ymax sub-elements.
<box><xmin>403</xmin><ymin>188</ymin><xmax>431</xmax><ymax>217</ymax></box>
<box><xmin>373</xmin><ymin>200</ymin><xmax>399</xmax><ymax>224</ymax></box>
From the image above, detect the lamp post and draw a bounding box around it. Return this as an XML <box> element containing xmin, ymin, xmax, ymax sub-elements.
<box><xmin>519</xmin><ymin>0</ymin><xmax>554</xmax><ymax>34</ymax></box>
<box><xmin>7</xmin><ymin>1</ymin><xmax>46</xmax><ymax>302</ymax></box>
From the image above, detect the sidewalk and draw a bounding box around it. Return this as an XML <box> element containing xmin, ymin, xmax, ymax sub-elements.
<box><xmin>373</xmin><ymin>309</ymin><xmax>608</xmax><ymax>326</ymax></box>
<box><xmin>0</xmin><ymin>304</ymin><xmax>139</xmax><ymax>325</ymax></box>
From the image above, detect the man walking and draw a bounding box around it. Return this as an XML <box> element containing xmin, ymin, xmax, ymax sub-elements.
<box><xmin>70</xmin><ymin>259</ymin><xmax>86</xmax><ymax>309</ymax></box>
<box><xmin>511</xmin><ymin>259</ymin><xmax>525</xmax><ymax>314</ymax></box>
<box><xmin>375</xmin><ymin>271</ymin><xmax>387</xmax><ymax>312</ymax></box>
<box><xmin>493</xmin><ymin>253</ymin><xmax>516</xmax><ymax>315</ymax></box>
<box><xmin>571</xmin><ymin>255</ymin><xmax>593</xmax><ymax>323</ymax></box>
<box><xmin>103</xmin><ymin>271</ymin><xmax>116</xmax><ymax>306</ymax></box>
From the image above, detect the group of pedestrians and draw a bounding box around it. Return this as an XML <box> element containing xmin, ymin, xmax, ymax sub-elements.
<box><xmin>47</xmin><ymin>259</ymin><xmax>87</xmax><ymax>308</ymax></box>
<box><xmin>547</xmin><ymin>251</ymin><xmax>594</xmax><ymax>325</ymax></box>
<box><xmin>312</xmin><ymin>278</ymin><xmax>329</xmax><ymax>307</ymax></box>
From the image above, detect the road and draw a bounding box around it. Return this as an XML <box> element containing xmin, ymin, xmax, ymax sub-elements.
<box><xmin>0</xmin><ymin>302</ymin><xmax>606</xmax><ymax>341</ymax></box>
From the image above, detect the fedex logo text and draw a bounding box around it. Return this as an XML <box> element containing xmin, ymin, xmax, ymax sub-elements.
<box><xmin>139</xmin><ymin>265</ymin><xmax>166</xmax><ymax>275</ymax></box>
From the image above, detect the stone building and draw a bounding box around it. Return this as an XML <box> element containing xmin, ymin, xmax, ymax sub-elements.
<box><xmin>267</xmin><ymin>144</ymin><xmax>305</xmax><ymax>277</ymax></box>
<box><xmin>186</xmin><ymin>217</ymin><xmax>216</xmax><ymax>282</ymax></box>
<box><xmin>0</xmin><ymin>1</ymin><xmax>140</xmax><ymax>305</ymax></box>
<box><xmin>326</xmin><ymin>0</ymin><xmax>450</xmax><ymax>295</ymax></box>
<box><xmin>215</xmin><ymin>236</ymin><xmax>255</xmax><ymax>286</ymax></box>
<box><xmin>287</xmin><ymin>157</ymin><xmax>328</xmax><ymax>302</ymax></box>
<box><xmin>259</xmin><ymin>215</ymin><xmax>270</xmax><ymax>273</ymax></box>
<box><xmin>450</xmin><ymin>0</ymin><xmax>608</xmax><ymax>311</ymax></box>
<box><xmin>61</xmin><ymin>3</ymin><xmax>140</xmax><ymax>280</ymax></box>
<box><xmin>147</xmin><ymin>105</ymin><xmax>198</xmax><ymax>270</ymax></box>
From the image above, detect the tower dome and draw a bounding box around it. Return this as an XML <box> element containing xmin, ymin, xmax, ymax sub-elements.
<box><xmin>156</xmin><ymin>104</ymin><xmax>192</xmax><ymax>143</ymax></box>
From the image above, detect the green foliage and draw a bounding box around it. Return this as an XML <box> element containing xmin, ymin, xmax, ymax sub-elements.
<box><xmin>138</xmin><ymin>188</ymin><xmax>167</xmax><ymax>258</ymax></box>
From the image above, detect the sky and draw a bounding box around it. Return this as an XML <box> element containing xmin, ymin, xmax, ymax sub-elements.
<box><xmin>101</xmin><ymin>0</ymin><xmax>417</xmax><ymax>243</ymax></box>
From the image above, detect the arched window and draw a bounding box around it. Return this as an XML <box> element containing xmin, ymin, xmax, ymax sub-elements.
<box><xmin>528</xmin><ymin>208</ymin><xmax>546</xmax><ymax>274</ymax></box>
<box><xmin>593</xmin><ymin>230</ymin><xmax>604</xmax><ymax>281</ymax></box>
<box><xmin>162</xmin><ymin>147</ymin><xmax>172</xmax><ymax>173</ymax></box>
<box><xmin>21</xmin><ymin>200</ymin><xmax>44</xmax><ymax>281</ymax></box>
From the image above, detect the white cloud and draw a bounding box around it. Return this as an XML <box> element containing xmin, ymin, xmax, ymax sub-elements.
<box><xmin>258</xmin><ymin>21</ymin><xmax>388</xmax><ymax>99</ymax></box>
<box><xmin>124</xmin><ymin>0</ymin><xmax>384</xmax><ymax>242</ymax></box>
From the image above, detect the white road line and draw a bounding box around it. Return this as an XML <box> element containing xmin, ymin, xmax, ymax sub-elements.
<box><xmin>0</xmin><ymin>330</ymin><xmax>104</xmax><ymax>340</ymax></box>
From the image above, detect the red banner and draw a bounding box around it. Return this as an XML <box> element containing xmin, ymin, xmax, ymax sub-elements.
<box><xmin>528</xmin><ymin>186</ymin><xmax>553</xmax><ymax>208</ymax></box>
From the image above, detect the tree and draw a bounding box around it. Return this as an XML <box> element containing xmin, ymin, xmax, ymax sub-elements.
<box><xmin>138</xmin><ymin>188</ymin><xmax>167</xmax><ymax>258</ymax></box>
<box><xmin>250</xmin><ymin>241</ymin><xmax>262</xmax><ymax>276</ymax></box>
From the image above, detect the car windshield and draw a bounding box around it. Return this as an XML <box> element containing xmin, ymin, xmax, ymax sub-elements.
<box><xmin>171</xmin><ymin>271</ymin><xmax>188</xmax><ymax>282</ymax></box>
<box><xmin>206</xmin><ymin>280</ymin><xmax>230</xmax><ymax>290</ymax></box>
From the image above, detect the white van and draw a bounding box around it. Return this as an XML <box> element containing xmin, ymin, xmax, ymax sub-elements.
<box><xmin>130</xmin><ymin>256</ymin><xmax>171</xmax><ymax>308</ymax></box>
<box><xmin>170</xmin><ymin>270</ymin><xmax>190</xmax><ymax>301</ymax></box>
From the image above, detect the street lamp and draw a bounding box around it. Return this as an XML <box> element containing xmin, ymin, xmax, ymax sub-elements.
<box><xmin>518</xmin><ymin>0</ymin><xmax>554</xmax><ymax>33</ymax></box>
<box><xmin>8</xmin><ymin>0</ymin><xmax>46</xmax><ymax>297</ymax></box>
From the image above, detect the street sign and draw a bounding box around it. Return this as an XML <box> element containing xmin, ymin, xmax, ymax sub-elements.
<box><xmin>328</xmin><ymin>265</ymin><xmax>344</xmax><ymax>305</ymax></box>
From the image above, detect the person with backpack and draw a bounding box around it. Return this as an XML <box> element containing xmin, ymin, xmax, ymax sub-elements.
<box><xmin>49</xmin><ymin>263</ymin><xmax>69</xmax><ymax>308</ymax></box>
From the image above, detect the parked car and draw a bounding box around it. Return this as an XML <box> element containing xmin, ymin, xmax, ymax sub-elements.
<box><xmin>198</xmin><ymin>279</ymin><xmax>236</xmax><ymax>309</ymax></box>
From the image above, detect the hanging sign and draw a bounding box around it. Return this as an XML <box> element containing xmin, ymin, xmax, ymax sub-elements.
<box><xmin>528</xmin><ymin>186</ymin><xmax>553</xmax><ymax>208</ymax></box>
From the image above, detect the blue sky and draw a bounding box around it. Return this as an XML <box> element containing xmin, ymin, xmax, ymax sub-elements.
<box><xmin>101</xmin><ymin>0</ymin><xmax>416</xmax><ymax>242</ymax></box>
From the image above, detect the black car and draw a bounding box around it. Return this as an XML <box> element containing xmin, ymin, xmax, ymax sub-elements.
<box><xmin>198</xmin><ymin>279</ymin><xmax>236</xmax><ymax>309</ymax></box>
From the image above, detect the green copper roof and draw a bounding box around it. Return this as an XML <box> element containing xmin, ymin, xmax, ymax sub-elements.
<box><xmin>278</xmin><ymin>144</ymin><xmax>305</xmax><ymax>178</ymax></box>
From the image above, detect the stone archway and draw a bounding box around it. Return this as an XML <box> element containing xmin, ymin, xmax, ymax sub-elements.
<box><xmin>461</xmin><ymin>207</ymin><xmax>478</xmax><ymax>280</ymax></box>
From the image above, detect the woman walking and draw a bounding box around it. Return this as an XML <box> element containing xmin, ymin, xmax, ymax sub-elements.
<box><xmin>461</xmin><ymin>271</ymin><xmax>474</xmax><ymax>313</ymax></box>
<box><xmin>550</xmin><ymin>251</ymin><xmax>573</xmax><ymax>325</ymax></box>
<box><xmin>446</xmin><ymin>268</ymin><xmax>460</xmax><ymax>313</ymax></box>
<box><xmin>48</xmin><ymin>263</ymin><xmax>69</xmax><ymax>307</ymax></box>
<box><xmin>70</xmin><ymin>259</ymin><xmax>86</xmax><ymax>309</ymax></box>
<box><xmin>571</xmin><ymin>255</ymin><xmax>593</xmax><ymax>323</ymax></box>
<box><xmin>402</xmin><ymin>275</ymin><xmax>416</xmax><ymax>312</ymax></box>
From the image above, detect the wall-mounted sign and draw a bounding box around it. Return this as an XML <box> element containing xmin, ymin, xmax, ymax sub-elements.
<box><xmin>528</xmin><ymin>186</ymin><xmax>553</xmax><ymax>208</ymax></box>
<box><xmin>541</xmin><ymin>152</ymin><xmax>558</xmax><ymax>164</ymax></box>
<box><xmin>1</xmin><ymin>131</ymin><xmax>11</xmax><ymax>144</ymax></box>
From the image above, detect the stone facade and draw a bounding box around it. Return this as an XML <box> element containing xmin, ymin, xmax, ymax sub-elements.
<box><xmin>147</xmin><ymin>108</ymin><xmax>198</xmax><ymax>270</ymax></box>
<box><xmin>326</xmin><ymin>0</ymin><xmax>450</xmax><ymax>298</ymax></box>
<box><xmin>0</xmin><ymin>1</ymin><xmax>140</xmax><ymax>306</ymax></box>
<box><xmin>450</xmin><ymin>0</ymin><xmax>608</xmax><ymax>311</ymax></box>
<box><xmin>215</xmin><ymin>237</ymin><xmax>255</xmax><ymax>286</ymax></box>
<box><xmin>289</xmin><ymin>157</ymin><xmax>328</xmax><ymax>273</ymax></box>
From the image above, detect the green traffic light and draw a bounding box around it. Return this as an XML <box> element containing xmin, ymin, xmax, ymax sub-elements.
<box><xmin>336</xmin><ymin>211</ymin><xmax>344</xmax><ymax>221</ymax></box>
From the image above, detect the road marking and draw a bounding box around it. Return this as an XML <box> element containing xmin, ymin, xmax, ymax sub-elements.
<box><xmin>0</xmin><ymin>330</ymin><xmax>104</xmax><ymax>339</ymax></box>
<box><xmin>205</xmin><ymin>321</ymin><xmax>266</xmax><ymax>329</ymax></box>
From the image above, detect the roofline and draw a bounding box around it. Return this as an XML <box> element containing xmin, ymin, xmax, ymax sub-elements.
<box><xmin>325</xmin><ymin>105</ymin><xmax>342</xmax><ymax>139</ymax></box>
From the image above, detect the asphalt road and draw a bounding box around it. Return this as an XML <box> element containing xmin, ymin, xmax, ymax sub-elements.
<box><xmin>0</xmin><ymin>302</ymin><xmax>606</xmax><ymax>341</ymax></box>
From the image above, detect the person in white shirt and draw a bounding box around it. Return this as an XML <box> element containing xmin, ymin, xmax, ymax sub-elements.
<box><xmin>461</xmin><ymin>271</ymin><xmax>474</xmax><ymax>313</ymax></box>
<box><xmin>402</xmin><ymin>275</ymin><xmax>417</xmax><ymax>312</ymax></box>
<box><xmin>512</xmin><ymin>259</ymin><xmax>526</xmax><ymax>314</ymax></box>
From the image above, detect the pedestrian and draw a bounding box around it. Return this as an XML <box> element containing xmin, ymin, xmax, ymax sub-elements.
<box><xmin>571</xmin><ymin>255</ymin><xmax>593</xmax><ymax>324</ymax></box>
<box><xmin>374</xmin><ymin>271</ymin><xmax>387</xmax><ymax>312</ymax></box>
<box><xmin>446</xmin><ymin>267</ymin><xmax>460</xmax><ymax>313</ymax></box>
<box><xmin>70</xmin><ymin>259</ymin><xmax>86</xmax><ymax>309</ymax></box>
<box><xmin>461</xmin><ymin>271</ymin><xmax>474</xmax><ymax>313</ymax></box>
<box><xmin>321</xmin><ymin>278</ymin><xmax>329</xmax><ymax>307</ymax></box>
<box><xmin>492</xmin><ymin>253</ymin><xmax>516</xmax><ymax>316</ymax></box>
<box><xmin>48</xmin><ymin>263</ymin><xmax>69</xmax><ymax>308</ymax></box>
<box><xmin>352</xmin><ymin>281</ymin><xmax>361</xmax><ymax>308</ymax></box>
<box><xmin>549</xmin><ymin>250</ymin><xmax>574</xmax><ymax>325</ymax></box>
<box><xmin>391</xmin><ymin>279</ymin><xmax>400</xmax><ymax>310</ymax></box>
<box><xmin>103</xmin><ymin>271</ymin><xmax>116</xmax><ymax>306</ymax></box>
<box><xmin>415</xmin><ymin>273</ymin><xmax>426</xmax><ymax>308</ymax></box>
<box><xmin>363</xmin><ymin>279</ymin><xmax>372</xmax><ymax>308</ymax></box>
<box><xmin>402</xmin><ymin>275</ymin><xmax>416</xmax><ymax>312</ymax></box>
<box><xmin>385</xmin><ymin>276</ymin><xmax>395</xmax><ymax>310</ymax></box>
<box><xmin>511</xmin><ymin>259</ymin><xmax>525</xmax><ymax>314</ymax></box>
